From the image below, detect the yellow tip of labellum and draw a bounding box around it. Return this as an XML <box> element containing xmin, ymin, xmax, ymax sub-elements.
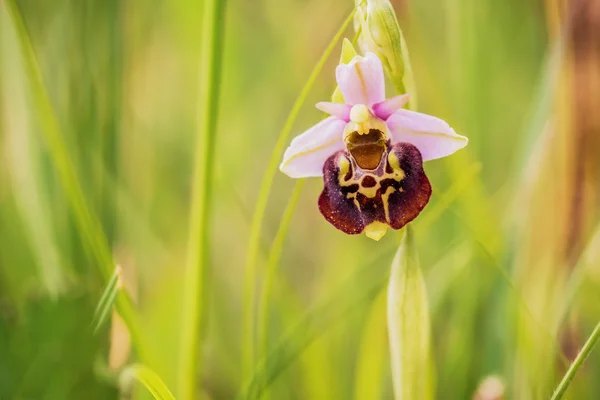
<box><xmin>364</xmin><ymin>221</ymin><xmax>388</xmax><ymax>241</ymax></box>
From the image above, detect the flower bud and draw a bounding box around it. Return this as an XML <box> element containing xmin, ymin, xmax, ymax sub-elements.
<box><xmin>354</xmin><ymin>0</ymin><xmax>417</xmax><ymax>108</ymax></box>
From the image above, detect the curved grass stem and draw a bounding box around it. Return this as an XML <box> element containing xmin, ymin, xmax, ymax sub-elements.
<box><xmin>550</xmin><ymin>320</ymin><xmax>600</xmax><ymax>400</ymax></box>
<box><xmin>256</xmin><ymin>179</ymin><xmax>305</xmax><ymax>381</ymax></box>
<box><xmin>177</xmin><ymin>0</ymin><xmax>227</xmax><ymax>398</ymax></box>
<box><xmin>241</xmin><ymin>7</ymin><xmax>357</xmax><ymax>380</ymax></box>
<box><xmin>3</xmin><ymin>0</ymin><xmax>145</xmax><ymax>358</ymax></box>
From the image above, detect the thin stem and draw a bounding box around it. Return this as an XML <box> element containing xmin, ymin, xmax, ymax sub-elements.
<box><xmin>3</xmin><ymin>0</ymin><xmax>145</xmax><ymax>358</ymax></box>
<box><xmin>256</xmin><ymin>179</ymin><xmax>305</xmax><ymax>376</ymax></box>
<box><xmin>550</xmin><ymin>321</ymin><xmax>600</xmax><ymax>400</ymax></box>
<box><xmin>254</xmin><ymin>29</ymin><xmax>364</xmax><ymax>399</ymax></box>
<box><xmin>177</xmin><ymin>0</ymin><xmax>227</xmax><ymax>398</ymax></box>
<box><xmin>241</xmin><ymin>7</ymin><xmax>357</xmax><ymax>380</ymax></box>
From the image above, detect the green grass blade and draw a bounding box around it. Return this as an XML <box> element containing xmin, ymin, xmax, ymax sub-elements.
<box><xmin>121</xmin><ymin>364</ymin><xmax>176</xmax><ymax>400</ymax></box>
<box><xmin>92</xmin><ymin>266</ymin><xmax>121</xmax><ymax>334</ymax></box>
<box><xmin>354</xmin><ymin>290</ymin><xmax>387</xmax><ymax>400</ymax></box>
<box><xmin>256</xmin><ymin>179</ymin><xmax>305</xmax><ymax>378</ymax></box>
<box><xmin>3</xmin><ymin>0</ymin><xmax>144</xmax><ymax>358</ymax></box>
<box><xmin>0</xmin><ymin>13</ymin><xmax>67</xmax><ymax>296</ymax></box>
<box><xmin>254</xmin><ymin>36</ymin><xmax>362</xmax><ymax>399</ymax></box>
<box><xmin>387</xmin><ymin>225</ymin><xmax>434</xmax><ymax>400</ymax></box>
<box><xmin>234</xmin><ymin>154</ymin><xmax>483</xmax><ymax>398</ymax></box>
<box><xmin>177</xmin><ymin>0</ymin><xmax>227</xmax><ymax>398</ymax></box>
<box><xmin>556</xmin><ymin>220</ymin><xmax>600</xmax><ymax>330</ymax></box>
<box><xmin>237</xmin><ymin>244</ymin><xmax>396</xmax><ymax>400</ymax></box>
<box><xmin>550</xmin><ymin>321</ymin><xmax>600</xmax><ymax>400</ymax></box>
<box><xmin>241</xmin><ymin>7</ymin><xmax>357</xmax><ymax>380</ymax></box>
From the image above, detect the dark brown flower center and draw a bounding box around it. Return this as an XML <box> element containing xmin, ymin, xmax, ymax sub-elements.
<box><xmin>345</xmin><ymin>129</ymin><xmax>386</xmax><ymax>170</ymax></box>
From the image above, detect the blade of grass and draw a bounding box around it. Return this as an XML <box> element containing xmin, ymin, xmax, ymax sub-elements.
<box><xmin>387</xmin><ymin>225</ymin><xmax>434</xmax><ymax>400</ymax></box>
<box><xmin>550</xmin><ymin>321</ymin><xmax>600</xmax><ymax>400</ymax></box>
<box><xmin>556</xmin><ymin>219</ymin><xmax>600</xmax><ymax>331</ymax></box>
<box><xmin>3</xmin><ymin>0</ymin><xmax>144</xmax><ymax>358</ymax></box>
<box><xmin>241</xmin><ymin>6</ymin><xmax>358</xmax><ymax>379</ymax></box>
<box><xmin>177</xmin><ymin>0</ymin><xmax>227</xmax><ymax>398</ymax></box>
<box><xmin>256</xmin><ymin>179</ymin><xmax>305</xmax><ymax>379</ymax></box>
<box><xmin>255</xmin><ymin>34</ymin><xmax>363</xmax><ymax>400</ymax></box>
<box><xmin>92</xmin><ymin>265</ymin><xmax>122</xmax><ymax>334</ymax></box>
<box><xmin>121</xmin><ymin>364</ymin><xmax>176</xmax><ymax>400</ymax></box>
<box><xmin>443</xmin><ymin>204</ymin><xmax>571</xmax><ymax>368</ymax></box>
<box><xmin>0</xmin><ymin>20</ymin><xmax>67</xmax><ymax>296</ymax></box>
<box><xmin>354</xmin><ymin>290</ymin><xmax>388</xmax><ymax>400</ymax></box>
<box><xmin>235</xmin><ymin>148</ymin><xmax>483</xmax><ymax>399</ymax></box>
<box><xmin>237</xmin><ymin>243</ymin><xmax>396</xmax><ymax>400</ymax></box>
<box><xmin>237</xmin><ymin>221</ymin><xmax>476</xmax><ymax>400</ymax></box>
<box><xmin>417</xmin><ymin>162</ymin><xmax>481</xmax><ymax>231</ymax></box>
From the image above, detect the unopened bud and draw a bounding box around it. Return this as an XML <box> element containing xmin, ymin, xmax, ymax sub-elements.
<box><xmin>354</xmin><ymin>0</ymin><xmax>417</xmax><ymax>107</ymax></box>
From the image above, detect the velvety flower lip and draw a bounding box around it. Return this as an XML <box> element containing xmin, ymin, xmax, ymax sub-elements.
<box><xmin>279</xmin><ymin>51</ymin><xmax>468</xmax><ymax>239</ymax></box>
<box><xmin>319</xmin><ymin>142</ymin><xmax>431</xmax><ymax>238</ymax></box>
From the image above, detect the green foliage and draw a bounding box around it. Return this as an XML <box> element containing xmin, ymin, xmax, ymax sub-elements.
<box><xmin>121</xmin><ymin>364</ymin><xmax>176</xmax><ymax>400</ymax></box>
<box><xmin>92</xmin><ymin>266</ymin><xmax>122</xmax><ymax>334</ymax></box>
<box><xmin>0</xmin><ymin>296</ymin><xmax>116</xmax><ymax>399</ymax></box>
<box><xmin>1</xmin><ymin>0</ymin><xmax>599</xmax><ymax>399</ymax></box>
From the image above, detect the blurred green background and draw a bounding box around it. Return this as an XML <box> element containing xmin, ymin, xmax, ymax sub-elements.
<box><xmin>2</xmin><ymin>0</ymin><xmax>600</xmax><ymax>399</ymax></box>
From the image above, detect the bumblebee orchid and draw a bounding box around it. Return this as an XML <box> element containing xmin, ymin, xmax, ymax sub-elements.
<box><xmin>280</xmin><ymin>52</ymin><xmax>467</xmax><ymax>240</ymax></box>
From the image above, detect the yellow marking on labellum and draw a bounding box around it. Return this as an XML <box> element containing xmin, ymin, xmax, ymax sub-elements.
<box><xmin>364</xmin><ymin>221</ymin><xmax>388</xmax><ymax>241</ymax></box>
<box><xmin>359</xmin><ymin>178</ymin><xmax>379</xmax><ymax>198</ymax></box>
<box><xmin>344</xmin><ymin>190</ymin><xmax>361</xmax><ymax>211</ymax></box>
<box><xmin>387</xmin><ymin>152</ymin><xmax>405</xmax><ymax>181</ymax></box>
<box><xmin>337</xmin><ymin>156</ymin><xmax>350</xmax><ymax>184</ymax></box>
<box><xmin>333</xmin><ymin>144</ymin><xmax>412</xmax><ymax>235</ymax></box>
<box><xmin>381</xmin><ymin>185</ymin><xmax>396</xmax><ymax>223</ymax></box>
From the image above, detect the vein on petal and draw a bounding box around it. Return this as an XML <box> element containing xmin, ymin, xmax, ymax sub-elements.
<box><xmin>281</xmin><ymin>137</ymin><xmax>341</xmax><ymax>168</ymax></box>
<box><xmin>354</xmin><ymin>61</ymin><xmax>368</xmax><ymax>105</ymax></box>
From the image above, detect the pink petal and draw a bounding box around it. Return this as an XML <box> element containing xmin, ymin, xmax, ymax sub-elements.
<box><xmin>386</xmin><ymin>109</ymin><xmax>468</xmax><ymax>161</ymax></box>
<box><xmin>372</xmin><ymin>94</ymin><xmax>410</xmax><ymax>120</ymax></box>
<box><xmin>335</xmin><ymin>52</ymin><xmax>385</xmax><ymax>106</ymax></box>
<box><xmin>280</xmin><ymin>117</ymin><xmax>347</xmax><ymax>178</ymax></box>
<box><xmin>315</xmin><ymin>102</ymin><xmax>352</xmax><ymax>121</ymax></box>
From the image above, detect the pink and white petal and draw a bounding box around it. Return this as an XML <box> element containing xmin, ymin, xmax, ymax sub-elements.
<box><xmin>387</xmin><ymin>109</ymin><xmax>468</xmax><ymax>161</ymax></box>
<box><xmin>315</xmin><ymin>102</ymin><xmax>352</xmax><ymax>121</ymax></box>
<box><xmin>335</xmin><ymin>52</ymin><xmax>385</xmax><ymax>106</ymax></box>
<box><xmin>280</xmin><ymin>117</ymin><xmax>347</xmax><ymax>178</ymax></box>
<box><xmin>372</xmin><ymin>94</ymin><xmax>410</xmax><ymax>120</ymax></box>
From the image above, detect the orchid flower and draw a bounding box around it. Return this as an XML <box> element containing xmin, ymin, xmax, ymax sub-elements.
<box><xmin>279</xmin><ymin>52</ymin><xmax>468</xmax><ymax>240</ymax></box>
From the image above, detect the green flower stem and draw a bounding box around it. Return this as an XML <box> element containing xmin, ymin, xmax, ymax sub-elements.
<box><xmin>3</xmin><ymin>0</ymin><xmax>145</xmax><ymax>358</ymax></box>
<box><xmin>177</xmin><ymin>0</ymin><xmax>227</xmax><ymax>399</ymax></box>
<box><xmin>241</xmin><ymin>7</ymin><xmax>357</xmax><ymax>380</ymax></box>
<box><xmin>254</xmin><ymin>31</ymin><xmax>363</xmax><ymax>400</ymax></box>
<box><xmin>256</xmin><ymin>179</ymin><xmax>305</xmax><ymax>380</ymax></box>
<box><xmin>550</xmin><ymin>320</ymin><xmax>600</xmax><ymax>400</ymax></box>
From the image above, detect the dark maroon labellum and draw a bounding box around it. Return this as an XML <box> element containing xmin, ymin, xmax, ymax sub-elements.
<box><xmin>318</xmin><ymin>142</ymin><xmax>432</xmax><ymax>235</ymax></box>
